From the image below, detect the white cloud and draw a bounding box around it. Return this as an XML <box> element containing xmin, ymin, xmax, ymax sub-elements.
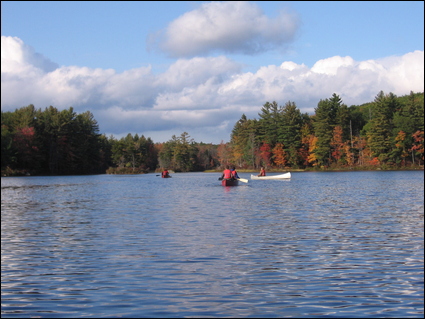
<box><xmin>155</xmin><ymin>56</ymin><xmax>241</xmax><ymax>90</ymax></box>
<box><xmin>149</xmin><ymin>1</ymin><xmax>300</xmax><ymax>57</ymax></box>
<box><xmin>101</xmin><ymin>67</ymin><xmax>156</xmax><ymax>108</ymax></box>
<box><xmin>311</xmin><ymin>56</ymin><xmax>355</xmax><ymax>75</ymax></box>
<box><xmin>1</xmin><ymin>36</ymin><xmax>58</xmax><ymax>74</ymax></box>
<box><xmin>377</xmin><ymin>51</ymin><xmax>425</xmax><ymax>95</ymax></box>
<box><xmin>1</xmin><ymin>36</ymin><xmax>423</xmax><ymax>144</ymax></box>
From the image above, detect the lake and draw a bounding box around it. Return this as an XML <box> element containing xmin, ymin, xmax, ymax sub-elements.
<box><xmin>1</xmin><ymin>171</ymin><xmax>424</xmax><ymax>318</ymax></box>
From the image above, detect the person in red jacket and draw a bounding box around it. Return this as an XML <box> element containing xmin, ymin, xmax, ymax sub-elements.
<box><xmin>162</xmin><ymin>168</ymin><xmax>171</xmax><ymax>178</ymax></box>
<box><xmin>231</xmin><ymin>166</ymin><xmax>240</xmax><ymax>179</ymax></box>
<box><xmin>258</xmin><ymin>166</ymin><xmax>266</xmax><ymax>177</ymax></box>
<box><xmin>220</xmin><ymin>165</ymin><xmax>233</xmax><ymax>180</ymax></box>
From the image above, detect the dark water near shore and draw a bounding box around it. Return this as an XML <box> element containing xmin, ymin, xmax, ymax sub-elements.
<box><xmin>1</xmin><ymin>171</ymin><xmax>424</xmax><ymax>318</ymax></box>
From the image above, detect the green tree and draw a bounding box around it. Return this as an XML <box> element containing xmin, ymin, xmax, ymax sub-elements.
<box><xmin>278</xmin><ymin>101</ymin><xmax>303</xmax><ymax>167</ymax></box>
<box><xmin>109</xmin><ymin>133</ymin><xmax>157</xmax><ymax>172</ymax></box>
<box><xmin>33</xmin><ymin>106</ymin><xmax>104</xmax><ymax>175</ymax></box>
<box><xmin>173</xmin><ymin>132</ymin><xmax>197</xmax><ymax>172</ymax></box>
<box><xmin>313</xmin><ymin>99</ymin><xmax>334</xmax><ymax>166</ymax></box>
<box><xmin>158</xmin><ymin>140</ymin><xmax>175</xmax><ymax>169</ymax></box>
<box><xmin>230</xmin><ymin>114</ymin><xmax>259</xmax><ymax>167</ymax></box>
<box><xmin>313</xmin><ymin>94</ymin><xmax>347</xmax><ymax>167</ymax></box>
<box><xmin>1</xmin><ymin>112</ymin><xmax>16</xmax><ymax>169</ymax></box>
<box><xmin>111</xmin><ymin>137</ymin><xmax>127</xmax><ymax>167</ymax></box>
<box><xmin>258</xmin><ymin>101</ymin><xmax>281</xmax><ymax>146</ymax></box>
<box><xmin>157</xmin><ymin>132</ymin><xmax>197</xmax><ymax>172</ymax></box>
<box><xmin>367</xmin><ymin>91</ymin><xmax>399</xmax><ymax>163</ymax></box>
<box><xmin>393</xmin><ymin>91</ymin><xmax>424</xmax><ymax>164</ymax></box>
<box><xmin>34</xmin><ymin>106</ymin><xmax>64</xmax><ymax>174</ymax></box>
<box><xmin>72</xmin><ymin>110</ymin><xmax>103</xmax><ymax>174</ymax></box>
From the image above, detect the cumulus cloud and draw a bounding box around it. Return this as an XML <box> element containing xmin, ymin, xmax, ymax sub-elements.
<box><xmin>1</xmin><ymin>36</ymin><xmax>58</xmax><ymax>74</ymax></box>
<box><xmin>1</xmin><ymin>35</ymin><xmax>423</xmax><ymax>144</ymax></box>
<box><xmin>148</xmin><ymin>1</ymin><xmax>300</xmax><ymax>57</ymax></box>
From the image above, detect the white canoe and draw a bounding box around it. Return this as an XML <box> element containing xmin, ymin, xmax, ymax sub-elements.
<box><xmin>251</xmin><ymin>172</ymin><xmax>291</xmax><ymax>180</ymax></box>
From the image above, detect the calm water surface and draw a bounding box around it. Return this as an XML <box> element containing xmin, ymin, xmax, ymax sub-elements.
<box><xmin>1</xmin><ymin>171</ymin><xmax>424</xmax><ymax>318</ymax></box>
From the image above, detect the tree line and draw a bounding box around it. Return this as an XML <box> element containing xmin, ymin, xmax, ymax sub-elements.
<box><xmin>1</xmin><ymin>91</ymin><xmax>423</xmax><ymax>176</ymax></box>
<box><xmin>2</xmin><ymin>105</ymin><xmax>113</xmax><ymax>175</ymax></box>
<box><xmin>226</xmin><ymin>91</ymin><xmax>424</xmax><ymax>169</ymax></box>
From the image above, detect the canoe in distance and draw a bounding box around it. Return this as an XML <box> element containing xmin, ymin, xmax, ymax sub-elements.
<box><xmin>251</xmin><ymin>172</ymin><xmax>291</xmax><ymax>180</ymax></box>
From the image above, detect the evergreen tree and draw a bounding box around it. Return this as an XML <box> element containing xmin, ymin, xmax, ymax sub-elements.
<box><xmin>258</xmin><ymin>101</ymin><xmax>281</xmax><ymax>146</ymax></box>
<box><xmin>279</xmin><ymin>101</ymin><xmax>303</xmax><ymax>167</ymax></box>
<box><xmin>230</xmin><ymin>114</ymin><xmax>259</xmax><ymax>167</ymax></box>
<box><xmin>1</xmin><ymin>112</ymin><xmax>15</xmax><ymax>169</ymax></box>
<box><xmin>72</xmin><ymin>110</ymin><xmax>102</xmax><ymax>174</ymax></box>
<box><xmin>173</xmin><ymin>132</ymin><xmax>196</xmax><ymax>172</ymax></box>
<box><xmin>367</xmin><ymin>91</ymin><xmax>399</xmax><ymax>163</ymax></box>
<box><xmin>158</xmin><ymin>140</ymin><xmax>175</xmax><ymax>169</ymax></box>
<box><xmin>313</xmin><ymin>94</ymin><xmax>347</xmax><ymax>167</ymax></box>
<box><xmin>313</xmin><ymin>99</ymin><xmax>334</xmax><ymax>166</ymax></box>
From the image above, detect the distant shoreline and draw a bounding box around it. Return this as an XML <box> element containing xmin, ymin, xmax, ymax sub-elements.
<box><xmin>2</xmin><ymin>166</ymin><xmax>423</xmax><ymax>177</ymax></box>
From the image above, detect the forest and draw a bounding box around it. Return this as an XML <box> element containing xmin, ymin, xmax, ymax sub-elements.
<box><xmin>1</xmin><ymin>90</ymin><xmax>423</xmax><ymax>176</ymax></box>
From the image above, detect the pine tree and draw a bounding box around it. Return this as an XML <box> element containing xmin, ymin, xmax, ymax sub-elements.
<box><xmin>279</xmin><ymin>101</ymin><xmax>303</xmax><ymax>167</ymax></box>
<box><xmin>258</xmin><ymin>101</ymin><xmax>281</xmax><ymax>146</ymax></box>
<box><xmin>367</xmin><ymin>91</ymin><xmax>398</xmax><ymax>163</ymax></box>
<box><xmin>230</xmin><ymin>114</ymin><xmax>259</xmax><ymax>167</ymax></box>
<box><xmin>313</xmin><ymin>99</ymin><xmax>333</xmax><ymax>167</ymax></box>
<box><xmin>313</xmin><ymin>94</ymin><xmax>349</xmax><ymax>167</ymax></box>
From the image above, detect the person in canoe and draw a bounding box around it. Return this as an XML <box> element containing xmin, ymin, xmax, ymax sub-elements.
<box><xmin>258</xmin><ymin>166</ymin><xmax>266</xmax><ymax>177</ymax></box>
<box><xmin>231</xmin><ymin>166</ymin><xmax>240</xmax><ymax>179</ymax></box>
<box><xmin>220</xmin><ymin>165</ymin><xmax>234</xmax><ymax>180</ymax></box>
<box><xmin>161</xmin><ymin>168</ymin><xmax>171</xmax><ymax>178</ymax></box>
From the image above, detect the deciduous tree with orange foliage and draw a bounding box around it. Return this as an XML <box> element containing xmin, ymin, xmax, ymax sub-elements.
<box><xmin>307</xmin><ymin>135</ymin><xmax>318</xmax><ymax>167</ymax></box>
<box><xmin>272</xmin><ymin>143</ymin><xmax>288</xmax><ymax>168</ymax></box>
<box><xmin>330</xmin><ymin>125</ymin><xmax>344</xmax><ymax>164</ymax></box>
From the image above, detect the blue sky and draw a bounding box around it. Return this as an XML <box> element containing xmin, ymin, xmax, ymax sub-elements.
<box><xmin>2</xmin><ymin>1</ymin><xmax>424</xmax><ymax>144</ymax></box>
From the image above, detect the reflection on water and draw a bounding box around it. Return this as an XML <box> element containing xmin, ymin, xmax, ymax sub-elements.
<box><xmin>1</xmin><ymin>171</ymin><xmax>424</xmax><ymax>318</ymax></box>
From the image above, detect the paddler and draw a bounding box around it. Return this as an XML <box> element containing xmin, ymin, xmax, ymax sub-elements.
<box><xmin>220</xmin><ymin>165</ymin><xmax>233</xmax><ymax>180</ymax></box>
<box><xmin>257</xmin><ymin>166</ymin><xmax>266</xmax><ymax>177</ymax></box>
